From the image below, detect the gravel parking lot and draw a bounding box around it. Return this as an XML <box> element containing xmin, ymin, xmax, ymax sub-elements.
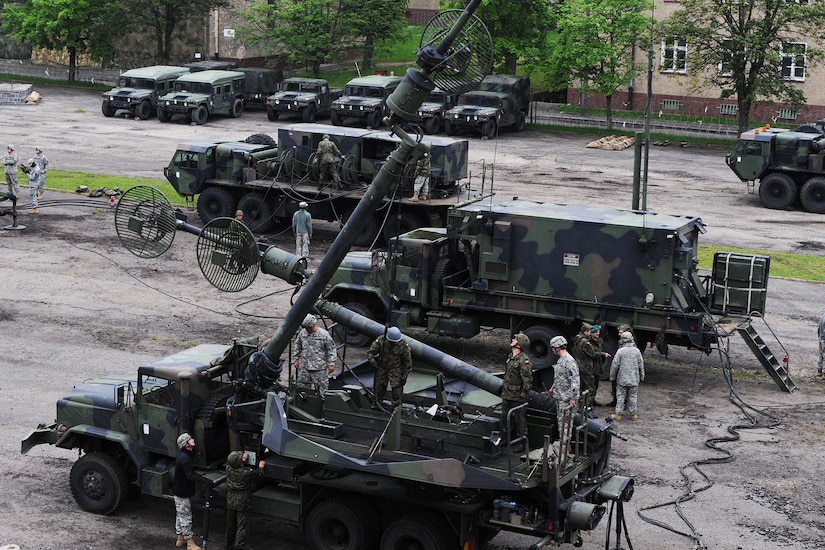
<box><xmin>1</xmin><ymin>84</ymin><xmax>824</xmax><ymax>550</ymax></box>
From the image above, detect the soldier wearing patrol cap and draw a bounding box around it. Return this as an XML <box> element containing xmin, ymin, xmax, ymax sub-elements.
<box><xmin>293</xmin><ymin>313</ymin><xmax>336</xmax><ymax>397</ymax></box>
<box><xmin>33</xmin><ymin>146</ymin><xmax>49</xmax><ymax>200</ymax></box>
<box><xmin>3</xmin><ymin>144</ymin><xmax>19</xmax><ymax>198</ymax></box>
<box><xmin>502</xmin><ymin>332</ymin><xmax>533</xmax><ymax>450</ymax></box>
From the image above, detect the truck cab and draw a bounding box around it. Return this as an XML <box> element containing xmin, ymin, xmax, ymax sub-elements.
<box><xmin>157</xmin><ymin>70</ymin><xmax>247</xmax><ymax>125</ymax></box>
<box><xmin>101</xmin><ymin>65</ymin><xmax>190</xmax><ymax>120</ymax></box>
<box><xmin>330</xmin><ymin>75</ymin><xmax>403</xmax><ymax>128</ymax></box>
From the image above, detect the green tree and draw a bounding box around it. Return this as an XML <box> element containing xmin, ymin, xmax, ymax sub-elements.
<box><xmin>661</xmin><ymin>0</ymin><xmax>825</xmax><ymax>133</ymax></box>
<box><xmin>131</xmin><ymin>0</ymin><xmax>229</xmax><ymax>63</ymax></box>
<box><xmin>340</xmin><ymin>0</ymin><xmax>408</xmax><ymax>73</ymax></box>
<box><xmin>2</xmin><ymin>0</ymin><xmax>120</xmax><ymax>80</ymax></box>
<box><xmin>238</xmin><ymin>0</ymin><xmax>342</xmax><ymax>77</ymax></box>
<box><xmin>550</xmin><ymin>0</ymin><xmax>652</xmax><ymax>129</ymax></box>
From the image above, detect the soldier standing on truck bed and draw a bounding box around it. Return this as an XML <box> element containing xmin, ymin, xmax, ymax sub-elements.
<box><xmin>409</xmin><ymin>152</ymin><xmax>430</xmax><ymax>202</ymax></box>
<box><xmin>316</xmin><ymin>134</ymin><xmax>342</xmax><ymax>188</ymax></box>
<box><xmin>368</xmin><ymin>327</ymin><xmax>412</xmax><ymax>411</ymax></box>
<box><xmin>501</xmin><ymin>333</ymin><xmax>532</xmax><ymax>452</ymax></box>
<box><xmin>548</xmin><ymin>336</ymin><xmax>580</xmax><ymax>453</ymax></box>
<box><xmin>293</xmin><ymin>314</ymin><xmax>336</xmax><ymax>397</ymax></box>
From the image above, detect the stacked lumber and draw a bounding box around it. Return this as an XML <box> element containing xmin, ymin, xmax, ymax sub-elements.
<box><xmin>585</xmin><ymin>135</ymin><xmax>635</xmax><ymax>150</ymax></box>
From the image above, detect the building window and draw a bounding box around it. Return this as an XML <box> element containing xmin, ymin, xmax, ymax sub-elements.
<box><xmin>661</xmin><ymin>38</ymin><xmax>687</xmax><ymax>74</ymax></box>
<box><xmin>719</xmin><ymin>104</ymin><xmax>738</xmax><ymax>116</ymax></box>
<box><xmin>718</xmin><ymin>39</ymin><xmax>735</xmax><ymax>77</ymax></box>
<box><xmin>778</xmin><ymin>108</ymin><xmax>798</xmax><ymax>120</ymax></box>
<box><xmin>661</xmin><ymin>99</ymin><xmax>681</xmax><ymax>111</ymax></box>
<box><xmin>780</xmin><ymin>42</ymin><xmax>806</xmax><ymax>81</ymax></box>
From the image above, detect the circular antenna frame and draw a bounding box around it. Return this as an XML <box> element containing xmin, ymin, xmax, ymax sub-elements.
<box><xmin>196</xmin><ymin>218</ymin><xmax>260</xmax><ymax>292</ymax></box>
<box><xmin>115</xmin><ymin>185</ymin><xmax>177</xmax><ymax>258</ymax></box>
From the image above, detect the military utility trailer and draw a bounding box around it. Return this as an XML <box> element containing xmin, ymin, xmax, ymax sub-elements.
<box><xmin>325</xmin><ymin>198</ymin><xmax>794</xmax><ymax>392</ymax></box>
<box><xmin>157</xmin><ymin>70</ymin><xmax>247</xmax><ymax>125</ymax></box>
<box><xmin>164</xmin><ymin>123</ymin><xmax>471</xmax><ymax>246</ymax></box>
<box><xmin>727</xmin><ymin>125</ymin><xmax>825</xmax><ymax>213</ymax></box>
<box><xmin>265</xmin><ymin>77</ymin><xmax>343</xmax><ymax>122</ymax></box>
<box><xmin>101</xmin><ymin>65</ymin><xmax>190</xmax><ymax>120</ymax></box>
<box><xmin>330</xmin><ymin>74</ymin><xmax>403</xmax><ymax>128</ymax></box>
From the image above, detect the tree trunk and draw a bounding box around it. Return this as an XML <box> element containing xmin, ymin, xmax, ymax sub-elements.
<box><xmin>737</xmin><ymin>101</ymin><xmax>752</xmax><ymax>135</ymax></box>
<box><xmin>312</xmin><ymin>60</ymin><xmax>321</xmax><ymax>78</ymax></box>
<box><xmin>606</xmin><ymin>93</ymin><xmax>613</xmax><ymax>131</ymax></box>
<box><xmin>504</xmin><ymin>52</ymin><xmax>517</xmax><ymax>74</ymax></box>
<box><xmin>68</xmin><ymin>48</ymin><xmax>77</xmax><ymax>82</ymax></box>
<box><xmin>362</xmin><ymin>35</ymin><xmax>374</xmax><ymax>74</ymax></box>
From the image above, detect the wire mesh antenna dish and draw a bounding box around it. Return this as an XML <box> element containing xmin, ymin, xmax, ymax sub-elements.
<box><xmin>115</xmin><ymin>185</ymin><xmax>177</xmax><ymax>259</ymax></box>
<box><xmin>196</xmin><ymin>217</ymin><xmax>260</xmax><ymax>292</ymax></box>
<box><xmin>418</xmin><ymin>9</ymin><xmax>493</xmax><ymax>95</ymax></box>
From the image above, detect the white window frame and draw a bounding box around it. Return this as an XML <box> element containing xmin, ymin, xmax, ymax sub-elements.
<box><xmin>718</xmin><ymin>39</ymin><xmax>735</xmax><ymax>77</ymax></box>
<box><xmin>661</xmin><ymin>38</ymin><xmax>688</xmax><ymax>74</ymax></box>
<box><xmin>780</xmin><ymin>42</ymin><xmax>806</xmax><ymax>81</ymax></box>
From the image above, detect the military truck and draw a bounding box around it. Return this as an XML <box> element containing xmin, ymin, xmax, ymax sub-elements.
<box><xmin>101</xmin><ymin>65</ymin><xmax>190</xmax><ymax>120</ymax></box>
<box><xmin>413</xmin><ymin>87</ymin><xmax>461</xmax><ymax>134</ymax></box>
<box><xmin>324</xmin><ymin>197</ymin><xmax>795</xmax><ymax>392</ymax></box>
<box><xmin>265</xmin><ymin>77</ymin><xmax>343</xmax><ymax>122</ymax></box>
<box><xmin>444</xmin><ymin>75</ymin><xmax>530</xmax><ymax>139</ymax></box>
<box><xmin>330</xmin><ymin>74</ymin><xmax>403</xmax><ymax>128</ymax></box>
<box><xmin>727</xmin><ymin>124</ymin><xmax>825</xmax><ymax>213</ymax></box>
<box><xmin>157</xmin><ymin>70</ymin><xmax>247</xmax><ymax>125</ymax></box>
<box><xmin>164</xmin><ymin>123</ymin><xmax>470</xmax><ymax>246</ymax></box>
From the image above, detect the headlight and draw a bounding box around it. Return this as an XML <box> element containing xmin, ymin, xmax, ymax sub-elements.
<box><xmin>645</xmin><ymin>292</ymin><xmax>654</xmax><ymax>306</ymax></box>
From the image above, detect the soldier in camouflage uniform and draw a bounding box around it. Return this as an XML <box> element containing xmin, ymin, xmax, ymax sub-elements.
<box><xmin>548</xmin><ymin>336</ymin><xmax>580</xmax><ymax>451</ymax></box>
<box><xmin>609</xmin><ymin>331</ymin><xmax>645</xmax><ymax>421</ymax></box>
<box><xmin>293</xmin><ymin>314</ymin><xmax>336</xmax><ymax>397</ymax></box>
<box><xmin>316</xmin><ymin>134</ymin><xmax>342</xmax><ymax>187</ymax></box>
<box><xmin>368</xmin><ymin>326</ymin><xmax>412</xmax><ymax>410</ymax></box>
<box><xmin>607</xmin><ymin>324</ymin><xmax>634</xmax><ymax>407</ymax></box>
<box><xmin>409</xmin><ymin>152</ymin><xmax>430</xmax><ymax>202</ymax></box>
<box><xmin>574</xmin><ymin>324</ymin><xmax>610</xmax><ymax>408</ymax></box>
<box><xmin>501</xmin><ymin>333</ymin><xmax>532</xmax><ymax>449</ymax></box>
<box><xmin>33</xmin><ymin>146</ymin><xmax>49</xmax><ymax>200</ymax></box>
<box><xmin>173</xmin><ymin>433</ymin><xmax>212</xmax><ymax>550</ymax></box>
<box><xmin>3</xmin><ymin>144</ymin><xmax>19</xmax><ymax>198</ymax></box>
<box><xmin>225</xmin><ymin>450</ymin><xmax>265</xmax><ymax>550</ymax></box>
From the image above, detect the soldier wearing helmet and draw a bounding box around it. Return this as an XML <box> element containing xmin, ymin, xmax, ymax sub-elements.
<box><xmin>548</xmin><ymin>335</ymin><xmax>580</xmax><ymax>452</ymax></box>
<box><xmin>293</xmin><ymin>313</ymin><xmax>336</xmax><ymax>397</ymax></box>
<box><xmin>609</xmin><ymin>330</ymin><xmax>645</xmax><ymax>422</ymax></box>
<box><xmin>291</xmin><ymin>201</ymin><xmax>312</xmax><ymax>259</ymax></box>
<box><xmin>316</xmin><ymin>133</ymin><xmax>342</xmax><ymax>188</ymax></box>
<box><xmin>502</xmin><ymin>333</ymin><xmax>533</xmax><ymax>451</ymax></box>
<box><xmin>3</xmin><ymin>144</ymin><xmax>19</xmax><ymax>198</ymax></box>
<box><xmin>24</xmin><ymin>158</ymin><xmax>41</xmax><ymax>214</ymax></box>
<box><xmin>409</xmin><ymin>150</ymin><xmax>430</xmax><ymax>202</ymax></box>
<box><xmin>573</xmin><ymin>323</ymin><xmax>611</xmax><ymax>408</ymax></box>
<box><xmin>607</xmin><ymin>324</ymin><xmax>634</xmax><ymax>407</ymax></box>
<box><xmin>368</xmin><ymin>326</ymin><xmax>412</xmax><ymax>410</ymax></box>
<box><xmin>33</xmin><ymin>146</ymin><xmax>49</xmax><ymax>201</ymax></box>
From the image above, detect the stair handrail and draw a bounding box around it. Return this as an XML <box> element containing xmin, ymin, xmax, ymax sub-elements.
<box><xmin>747</xmin><ymin>310</ymin><xmax>790</xmax><ymax>372</ymax></box>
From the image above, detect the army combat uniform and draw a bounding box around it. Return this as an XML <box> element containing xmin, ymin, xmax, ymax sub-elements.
<box><xmin>33</xmin><ymin>148</ymin><xmax>49</xmax><ymax>199</ymax></box>
<box><xmin>225</xmin><ymin>451</ymin><xmax>264</xmax><ymax>550</ymax></box>
<box><xmin>368</xmin><ymin>335</ymin><xmax>412</xmax><ymax>410</ymax></box>
<box><xmin>574</xmin><ymin>331</ymin><xmax>603</xmax><ymax>407</ymax></box>
<box><xmin>410</xmin><ymin>153</ymin><xmax>430</xmax><ymax>201</ymax></box>
<box><xmin>316</xmin><ymin>136</ymin><xmax>342</xmax><ymax>186</ymax></box>
<box><xmin>294</xmin><ymin>325</ymin><xmax>336</xmax><ymax>396</ymax></box>
<box><xmin>551</xmin><ymin>353</ymin><xmax>580</xmax><ymax>449</ymax></box>
<box><xmin>501</xmin><ymin>351</ymin><xmax>532</xmax><ymax>442</ymax></box>
<box><xmin>610</xmin><ymin>336</ymin><xmax>645</xmax><ymax>421</ymax></box>
<box><xmin>3</xmin><ymin>145</ymin><xmax>18</xmax><ymax>197</ymax></box>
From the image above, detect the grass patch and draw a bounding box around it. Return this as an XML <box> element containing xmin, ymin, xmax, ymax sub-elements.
<box><xmin>698</xmin><ymin>244</ymin><xmax>825</xmax><ymax>282</ymax></box>
<box><xmin>0</xmin><ymin>72</ymin><xmax>109</xmax><ymax>91</ymax></box>
<box><xmin>45</xmin><ymin>169</ymin><xmax>181</xmax><ymax>205</ymax></box>
<box><xmin>375</xmin><ymin>25</ymin><xmax>422</xmax><ymax>63</ymax></box>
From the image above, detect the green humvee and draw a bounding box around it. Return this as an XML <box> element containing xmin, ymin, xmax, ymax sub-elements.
<box><xmin>330</xmin><ymin>74</ymin><xmax>403</xmax><ymax>128</ymax></box>
<box><xmin>157</xmin><ymin>70</ymin><xmax>246</xmax><ymax>125</ymax></box>
<box><xmin>101</xmin><ymin>65</ymin><xmax>190</xmax><ymax>120</ymax></box>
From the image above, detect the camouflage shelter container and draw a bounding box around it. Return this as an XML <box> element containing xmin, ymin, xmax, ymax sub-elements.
<box><xmin>100</xmin><ymin>65</ymin><xmax>190</xmax><ymax>120</ymax></box>
<box><xmin>157</xmin><ymin>69</ymin><xmax>246</xmax><ymax>125</ymax></box>
<box><xmin>330</xmin><ymin>74</ymin><xmax>403</xmax><ymax>128</ymax></box>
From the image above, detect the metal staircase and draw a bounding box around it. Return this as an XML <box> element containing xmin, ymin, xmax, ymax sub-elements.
<box><xmin>736</xmin><ymin>319</ymin><xmax>796</xmax><ymax>393</ymax></box>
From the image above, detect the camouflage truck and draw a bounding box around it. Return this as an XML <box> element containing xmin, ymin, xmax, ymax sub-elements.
<box><xmin>164</xmin><ymin>123</ymin><xmax>470</xmax><ymax>246</ymax></box>
<box><xmin>726</xmin><ymin>124</ymin><xmax>825</xmax><ymax>213</ymax></box>
<box><xmin>265</xmin><ymin>77</ymin><xmax>343</xmax><ymax>122</ymax></box>
<box><xmin>100</xmin><ymin>65</ymin><xmax>190</xmax><ymax>120</ymax></box>
<box><xmin>444</xmin><ymin>75</ymin><xmax>530</xmax><ymax>139</ymax></box>
<box><xmin>157</xmin><ymin>70</ymin><xmax>247</xmax><ymax>125</ymax></box>
<box><xmin>413</xmin><ymin>87</ymin><xmax>461</xmax><ymax>134</ymax></box>
<box><xmin>330</xmin><ymin>74</ymin><xmax>403</xmax><ymax>128</ymax></box>
<box><xmin>324</xmin><ymin>197</ymin><xmax>795</xmax><ymax>392</ymax></box>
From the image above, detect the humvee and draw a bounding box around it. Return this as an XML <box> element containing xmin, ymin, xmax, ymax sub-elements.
<box><xmin>157</xmin><ymin>70</ymin><xmax>246</xmax><ymax>125</ymax></box>
<box><xmin>330</xmin><ymin>74</ymin><xmax>403</xmax><ymax>128</ymax></box>
<box><xmin>101</xmin><ymin>65</ymin><xmax>190</xmax><ymax>120</ymax></box>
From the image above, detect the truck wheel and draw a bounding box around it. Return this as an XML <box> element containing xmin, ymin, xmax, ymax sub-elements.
<box><xmin>514</xmin><ymin>112</ymin><xmax>526</xmax><ymax>132</ymax></box>
<box><xmin>380</xmin><ymin>514</ymin><xmax>453</xmax><ymax>550</ymax></box>
<box><xmin>522</xmin><ymin>325</ymin><xmax>561</xmax><ymax>369</ymax></box>
<box><xmin>758</xmin><ymin>173</ymin><xmax>796</xmax><ymax>210</ymax></box>
<box><xmin>482</xmin><ymin>120</ymin><xmax>497</xmax><ymax>140</ymax></box>
<box><xmin>244</xmin><ymin>133</ymin><xmax>276</xmax><ymax>146</ymax></box>
<box><xmin>237</xmin><ymin>192</ymin><xmax>273</xmax><ymax>232</ymax></box>
<box><xmin>424</xmin><ymin>115</ymin><xmax>441</xmax><ymax>134</ymax></box>
<box><xmin>368</xmin><ymin>110</ymin><xmax>382</xmax><ymax>129</ymax></box>
<box><xmin>306</xmin><ymin>497</ymin><xmax>379</xmax><ymax>550</ymax></box>
<box><xmin>69</xmin><ymin>452</ymin><xmax>129</xmax><ymax>515</ymax></box>
<box><xmin>157</xmin><ymin>107</ymin><xmax>170</xmax><ymax>122</ymax></box>
<box><xmin>266</xmin><ymin>106</ymin><xmax>279</xmax><ymax>121</ymax></box>
<box><xmin>137</xmin><ymin>99</ymin><xmax>153</xmax><ymax>120</ymax></box>
<box><xmin>445</xmin><ymin>120</ymin><xmax>456</xmax><ymax>136</ymax></box>
<box><xmin>101</xmin><ymin>101</ymin><xmax>115</xmax><ymax>117</ymax></box>
<box><xmin>331</xmin><ymin>110</ymin><xmax>343</xmax><ymax>126</ymax></box>
<box><xmin>800</xmin><ymin>177</ymin><xmax>825</xmax><ymax>213</ymax></box>
<box><xmin>197</xmin><ymin>186</ymin><xmax>236</xmax><ymax>223</ymax></box>
<box><xmin>230</xmin><ymin>98</ymin><xmax>244</xmax><ymax>118</ymax></box>
<box><xmin>192</xmin><ymin>105</ymin><xmax>209</xmax><ymax>125</ymax></box>
<box><xmin>342</xmin><ymin>208</ymin><xmax>379</xmax><ymax>247</ymax></box>
<box><xmin>302</xmin><ymin>103</ymin><xmax>317</xmax><ymax>123</ymax></box>
<box><xmin>333</xmin><ymin>302</ymin><xmax>375</xmax><ymax>347</ymax></box>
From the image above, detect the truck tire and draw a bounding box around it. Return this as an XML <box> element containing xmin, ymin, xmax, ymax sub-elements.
<box><xmin>331</xmin><ymin>110</ymin><xmax>343</xmax><ymax>126</ymax></box>
<box><xmin>302</xmin><ymin>103</ymin><xmax>317</xmax><ymax>122</ymax></box>
<box><xmin>136</xmin><ymin>99</ymin><xmax>153</xmax><ymax>120</ymax></box>
<box><xmin>380</xmin><ymin>514</ymin><xmax>453</xmax><ymax>550</ymax></box>
<box><xmin>69</xmin><ymin>452</ymin><xmax>129</xmax><ymax>515</ymax></box>
<box><xmin>101</xmin><ymin>101</ymin><xmax>115</xmax><ymax>117</ymax></box>
<box><xmin>522</xmin><ymin>325</ymin><xmax>561</xmax><ymax>370</ymax></box>
<box><xmin>266</xmin><ymin>106</ymin><xmax>279</xmax><ymax>121</ymax></box>
<box><xmin>192</xmin><ymin>105</ymin><xmax>209</xmax><ymax>125</ymax></box>
<box><xmin>514</xmin><ymin>112</ymin><xmax>526</xmax><ymax>132</ymax></box>
<box><xmin>333</xmin><ymin>302</ymin><xmax>375</xmax><ymax>347</ymax></box>
<box><xmin>244</xmin><ymin>133</ymin><xmax>276</xmax><ymax>146</ymax></box>
<box><xmin>424</xmin><ymin>115</ymin><xmax>441</xmax><ymax>134</ymax></box>
<box><xmin>230</xmin><ymin>98</ymin><xmax>244</xmax><ymax>118</ymax></box>
<box><xmin>758</xmin><ymin>173</ymin><xmax>796</xmax><ymax>210</ymax></box>
<box><xmin>482</xmin><ymin>120</ymin><xmax>497</xmax><ymax>140</ymax></box>
<box><xmin>157</xmin><ymin>107</ymin><xmax>170</xmax><ymax>122</ymax></box>
<box><xmin>306</xmin><ymin>497</ymin><xmax>379</xmax><ymax>550</ymax></box>
<box><xmin>800</xmin><ymin>177</ymin><xmax>825</xmax><ymax>213</ymax></box>
<box><xmin>197</xmin><ymin>186</ymin><xmax>236</xmax><ymax>223</ymax></box>
<box><xmin>237</xmin><ymin>192</ymin><xmax>273</xmax><ymax>232</ymax></box>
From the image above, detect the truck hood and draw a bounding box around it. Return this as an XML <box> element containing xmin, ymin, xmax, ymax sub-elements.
<box><xmin>447</xmin><ymin>106</ymin><xmax>498</xmax><ymax>117</ymax></box>
<box><xmin>334</xmin><ymin>97</ymin><xmax>383</xmax><ymax>108</ymax></box>
<box><xmin>57</xmin><ymin>374</ymin><xmax>137</xmax><ymax>411</ymax></box>
<box><xmin>418</xmin><ymin>102</ymin><xmax>444</xmax><ymax>114</ymax></box>
<box><xmin>161</xmin><ymin>93</ymin><xmax>210</xmax><ymax>103</ymax></box>
<box><xmin>270</xmin><ymin>92</ymin><xmax>315</xmax><ymax>102</ymax></box>
<box><xmin>103</xmin><ymin>87</ymin><xmax>152</xmax><ymax>100</ymax></box>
